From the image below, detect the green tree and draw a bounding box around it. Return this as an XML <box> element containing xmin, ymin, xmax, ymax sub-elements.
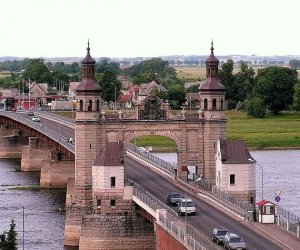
<box><xmin>254</xmin><ymin>66</ymin><xmax>298</xmax><ymax>114</ymax></box>
<box><xmin>168</xmin><ymin>84</ymin><xmax>186</xmax><ymax>109</ymax></box>
<box><xmin>22</xmin><ymin>58</ymin><xmax>50</xmax><ymax>82</ymax></box>
<box><xmin>245</xmin><ymin>97</ymin><xmax>266</xmax><ymax>118</ymax></box>
<box><xmin>99</xmin><ymin>71</ymin><xmax>121</xmax><ymax>103</ymax></box>
<box><xmin>218</xmin><ymin>60</ymin><xmax>236</xmax><ymax>106</ymax></box>
<box><xmin>292</xmin><ymin>81</ymin><xmax>300</xmax><ymax>111</ymax></box>
<box><xmin>235</xmin><ymin>62</ymin><xmax>255</xmax><ymax>101</ymax></box>
<box><xmin>186</xmin><ymin>84</ymin><xmax>200</xmax><ymax>93</ymax></box>
<box><xmin>2</xmin><ymin>219</ymin><xmax>18</xmax><ymax>250</ymax></box>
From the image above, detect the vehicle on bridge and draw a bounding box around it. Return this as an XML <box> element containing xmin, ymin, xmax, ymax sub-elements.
<box><xmin>27</xmin><ymin>111</ymin><xmax>34</xmax><ymax>116</ymax></box>
<box><xmin>32</xmin><ymin>116</ymin><xmax>40</xmax><ymax>122</ymax></box>
<box><xmin>167</xmin><ymin>192</ymin><xmax>182</xmax><ymax>206</ymax></box>
<box><xmin>223</xmin><ymin>232</ymin><xmax>246</xmax><ymax>250</ymax></box>
<box><xmin>211</xmin><ymin>227</ymin><xmax>228</xmax><ymax>245</ymax></box>
<box><xmin>178</xmin><ymin>198</ymin><xmax>196</xmax><ymax>216</ymax></box>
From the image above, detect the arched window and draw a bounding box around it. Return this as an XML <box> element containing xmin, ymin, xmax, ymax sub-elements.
<box><xmin>96</xmin><ymin>100</ymin><xmax>100</xmax><ymax>111</ymax></box>
<box><xmin>221</xmin><ymin>98</ymin><xmax>224</xmax><ymax>110</ymax></box>
<box><xmin>88</xmin><ymin>99</ymin><xmax>92</xmax><ymax>111</ymax></box>
<box><xmin>204</xmin><ymin>99</ymin><xmax>208</xmax><ymax>110</ymax></box>
<box><xmin>79</xmin><ymin>100</ymin><xmax>83</xmax><ymax>111</ymax></box>
<box><xmin>212</xmin><ymin>99</ymin><xmax>217</xmax><ymax>110</ymax></box>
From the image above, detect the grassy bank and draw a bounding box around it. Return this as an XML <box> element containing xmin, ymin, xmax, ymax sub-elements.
<box><xmin>226</xmin><ymin>111</ymin><xmax>300</xmax><ymax>149</ymax></box>
<box><xmin>133</xmin><ymin>111</ymin><xmax>300</xmax><ymax>151</ymax></box>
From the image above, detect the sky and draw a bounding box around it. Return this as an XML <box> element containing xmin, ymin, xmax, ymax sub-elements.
<box><xmin>1</xmin><ymin>0</ymin><xmax>300</xmax><ymax>58</ymax></box>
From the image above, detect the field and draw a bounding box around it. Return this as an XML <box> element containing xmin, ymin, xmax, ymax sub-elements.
<box><xmin>0</xmin><ymin>71</ymin><xmax>10</xmax><ymax>78</ymax></box>
<box><xmin>131</xmin><ymin>111</ymin><xmax>300</xmax><ymax>151</ymax></box>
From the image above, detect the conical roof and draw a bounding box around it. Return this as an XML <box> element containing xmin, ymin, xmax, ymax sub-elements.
<box><xmin>205</xmin><ymin>41</ymin><xmax>219</xmax><ymax>64</ymax></box>
<box><xmin>82</xmin><ymin>40</ymin><xmax>96</xmax><ymax>64</ymax></box>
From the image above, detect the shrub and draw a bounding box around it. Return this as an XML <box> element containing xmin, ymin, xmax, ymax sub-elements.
<box><xmin>246</xmin><ymin>97</ymin><xmax>267</xmax><ymax>118</ymax></box>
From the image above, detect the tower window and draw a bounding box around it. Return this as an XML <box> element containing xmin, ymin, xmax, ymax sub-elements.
<box><xmin>110</xmin><ymin>177</ymin><xmax>116</xmax><ymax>188</ymax></box>
<box><xmin>221</xmin><ymin>99</ymin><xmax>224</xmax><ymax>110</ymax></box>
<box><xmin>212</xmin><ymin>99</ymin><xmax>217</xmax><ymax>110</ymax></box>
<box><xmin>79</xmin><ymin>100</ymin><xmax>83</xmax><ymax>111</ymax></box>
<box><xmin>208</xmin><ymin>69</ymin><xmax>211</xmax><ymax>75</ymax></box>
<box><xmin>96</xmin><ymin>100</ymin><xmax>100</xmax><ymax>111</ymax></box>
<box><xmin>97</xmin><ymin>199</ymin><xmax>101</xmax><ymax>206</ymax></box>
<box><xmin>88</xmin><ymin>99</ymin><xmax>92</xmax><ymax>111</ymax></box>
<box><xmin>111</xmin><ymin>200</ymin><xmax>116</xmax><ymax>207</ymax></box>
<box><xmin>230</xmin><ymin>174</ymin><xmax>235</xmax><ymax>185</ymax></box>
<box><xmin>204</xmin><ymin>99</ymin><xmax>208</xmax><ymax>110</ymax></box>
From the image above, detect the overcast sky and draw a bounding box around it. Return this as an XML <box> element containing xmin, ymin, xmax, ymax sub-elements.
<box><xmin>1</xmin><ymin>0</ymin><xmax>299</xmax><ymax>58</ymax></box>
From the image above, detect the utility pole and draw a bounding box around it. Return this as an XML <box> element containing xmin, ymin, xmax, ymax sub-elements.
<box><xmin>22</xmin><ymin>206</ymin><xmax>25</xmax><ymax>250</ymax></box>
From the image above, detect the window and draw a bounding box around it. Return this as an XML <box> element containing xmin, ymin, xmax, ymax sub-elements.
<box><xmin>79</xmin><ymin>100</ymin><xmax>83</xmax><ymax>111</ymax></box>
<box><xmin>221</xmin><ymin>98</ymin><xmax>224</xmax><ymax>110</ymax></box>
<box><xmin>96</xmin><ymin>100</ymin><xmax>100</xmax><ymax>111</ymax></box>
<box><xmin>88</xmin><ymin>99</ymin><xmax>92</xmax><ymax>111</ymax></box>
<box><xmin>230</xmin><ymin>174</ymin><xmax>235</xmax><ymax>185</ymax></box>
<box><xmin>212</xmin><ymin>99</ymin><xmax>217</xmax><ymax>110</ymax></box>
<box><xmin>110</xmin><ymin>177</ymin><xmax>116</xmax><ymax>188</ymax></box>
<box><xmin>97</xmin><ymin>199</ymin><xmax>101</xmax><ymax>206</ymax></box>
<box><xmin>111</xmin><ymin>200</ymin><xmax>116</xmax><ymax>206</ymax></box>
<box><xmin>204</xmin><ymin>99</ymin><xmax>208</xmax><ymax>110</ymax></box>
<box><xmin>263</xmin><ymin>205</ymin><xmax>274</xmax><ymax>215</ymax></box>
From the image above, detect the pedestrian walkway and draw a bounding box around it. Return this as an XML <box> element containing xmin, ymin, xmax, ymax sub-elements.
<box><xmin>246</xmin><ymin>221</ymin><xmax>300</xmax><ymax>250</ymax></box>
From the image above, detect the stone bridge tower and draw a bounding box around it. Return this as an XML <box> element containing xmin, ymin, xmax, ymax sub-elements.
<box><xmin>199</xmin><ymin>41</ymin><xmax>227</xmax><ymax>180</ymax></box>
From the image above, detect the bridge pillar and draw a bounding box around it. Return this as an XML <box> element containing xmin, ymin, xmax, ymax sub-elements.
<box><xmin>21</xmin><ymin>137</ymin><xmax>52</xmax><ymax>171</ymax></box>
<box><xmin>40</xmin><ymin>151</ymin><xmax>75</xmax><ymax>188</ymax></box>
<box><xmin>0</xmin><ymin>132</ymin><xmax>28</xmax><ymax>159</ymax></box>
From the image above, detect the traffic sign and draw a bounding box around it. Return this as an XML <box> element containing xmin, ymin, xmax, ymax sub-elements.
<box><xmin>275</xmin><ymin>195</ymin><xmax>281</xmax><ymax>203</ymax></box>
<box><xmin>275</xmin><ymin>189</ymin><xmax>281</xmax><ymax>196</ymax></box>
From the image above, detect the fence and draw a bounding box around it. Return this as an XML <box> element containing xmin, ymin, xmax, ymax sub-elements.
<box><xmin>277</xmin><ymin>206</ymin><xmax>300</xmax><ymax>238</ymax></box>
<box><xmin>126</xmin><ymin>143</ymin><xmax>176</xmax><ymax>178</ymax></box>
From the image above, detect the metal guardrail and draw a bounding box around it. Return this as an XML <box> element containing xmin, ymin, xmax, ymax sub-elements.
<box><xmin>277</xmin><ymin>206</ymin><xmax>300</xmax><ymax>238</ymax></box>
<box><xmin>126</xmin><ymin>143</ymin><xmax>176</xmax><ymax>178</ymax></box>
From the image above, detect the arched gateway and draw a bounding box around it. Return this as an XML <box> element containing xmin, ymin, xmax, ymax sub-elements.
<box><xmin>64</xmin><ymin>41</ymin><xmax>227</xmax><ymax>247</ymax></box>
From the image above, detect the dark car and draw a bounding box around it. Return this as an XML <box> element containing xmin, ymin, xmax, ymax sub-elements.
<box><xmin>211</xmin><ymin>227</ymin><xmax>228</xmax><ymax>245</ymax></box>
<box><xmin>167</xmin><ymin>192</ymin><xmax>182</xmax><ymax>206</ymax></box>
<box><xmin>27</xmin><ymin>111</ymin><xmax>34</xmax><ymax>116</ymax></box>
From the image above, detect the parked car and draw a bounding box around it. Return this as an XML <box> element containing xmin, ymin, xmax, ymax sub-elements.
<box><xmin>211</xmin><ymin>227</ymin><xmax>228</xmax><ymax>245</ymax></box>
<box><xmin>32</xmin><ymin>116</ymin><xmax>40</xmax><ymax>122</ymax></box>
<box><xmin>167</xmin><ymin>192</ymin><xmax>182</xmax><ymax>206</ymax></box>
<box><xmin>178</xmin><ymin>198</ymin><xmax>196</xmax><ymax>216</ymax></box>
<box><xmin>223</xmin><ymin>232</ymin><xmax>246</xmax><ymax>250</ymax></box>
<box><xmin>27</xmin><ymin>111</ymin><xmax>34</xmax><ymax>116</ymax></box>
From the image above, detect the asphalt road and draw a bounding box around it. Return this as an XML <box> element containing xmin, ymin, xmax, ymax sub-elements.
<box><xmin>125</xmin><ymin>156</ymin><xmax>282</xmax><ymax>250</ymax></box>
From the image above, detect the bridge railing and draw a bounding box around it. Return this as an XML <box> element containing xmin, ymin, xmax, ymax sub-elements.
<box><xmin>126</xmin><ymin>143</ymin><xmax>176</xmax><ymax>178</ymax></box>
<box><xmin>277</xmin><ymin>206</ymin><xmax>300</xmax><ymax>238</ymax></box>
<box><xmin>0</xmin><ymin>111</ymin><xmax>75</xmax><ymax>154</ymax></box>
<box><xmin>129</xmin><ymin>179</ymin><xmax>218</xmax><ymax>250</ymax></box>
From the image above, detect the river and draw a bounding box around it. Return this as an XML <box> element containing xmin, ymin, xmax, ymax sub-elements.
<box><xmin>0</xmin><ymin>150</ymin><xmax>299</xmax><ymax>249</ymax></box>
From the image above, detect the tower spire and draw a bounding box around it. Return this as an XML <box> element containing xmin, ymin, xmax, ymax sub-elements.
<box><xmin>210</xmin><ymin>39</ymin><xmax>214</xmax><ymax>54</ymax></box>
<box><xmin>87</xmin><ymin>39</ymin><xmax>90</xmax><ymax>54</ymax></box>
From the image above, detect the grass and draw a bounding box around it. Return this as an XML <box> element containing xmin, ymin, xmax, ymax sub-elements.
<box><xmin>174</xmin><ymin>66</ymin><xmax>205</xmax><ymax>81</ymax></box>
<box><xmin>131</xmin><ymin>135</ymin><xmax>177</xmax><ymax>152</ymax></box>
<box><xmin>226</xmin><ymin>111</ymin><xmax>300</xmax><ymax>149</ymax></box>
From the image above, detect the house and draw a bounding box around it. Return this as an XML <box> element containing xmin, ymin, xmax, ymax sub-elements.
<box><xmin>69</xmin><ymin>82</ymin><xmax>81</xmax><ymax>100</ymax></box>
<box><xmin>215</xmin><ymin>138</ymin><xmax>256</xmax><ymax>204</ymax></box>
<box><xmin>136</xmin><ymin>81</ymin><xmax>167</xmax><ymax>104</ymax></box>
<box><xmin>30</xmin><ymin>82</ymin><xmax>48</xmax><ymax>97</ymax></box>
<box><xmin>117</xmin><ymin>75</ymin><xmax>133</xmax><ymax>90</ymax></box>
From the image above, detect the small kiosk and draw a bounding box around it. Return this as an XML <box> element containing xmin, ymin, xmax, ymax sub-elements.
<box><xmin>256</xmin><ymin>200</ymin><xmax>276</xmax><ymax>223</ymax></box>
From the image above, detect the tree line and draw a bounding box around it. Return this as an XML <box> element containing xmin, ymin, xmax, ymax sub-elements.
<box><xmin>0</xmin><ymin>57</ymin><xmax>299</xmax><ymax>115</ymax></box>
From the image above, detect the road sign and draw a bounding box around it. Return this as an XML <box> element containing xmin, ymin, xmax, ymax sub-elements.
<box><xmin>275</xmin><ymin>195</ymin><xmax>281</xmax><ymax>203</ymax></box>
<box><xmin>275</xmin><ymin>189</ymin><xmax>281</xmax><ymax>196</ymax></box>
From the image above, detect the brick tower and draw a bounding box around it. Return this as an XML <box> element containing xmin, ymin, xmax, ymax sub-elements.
<box><xmin>199</xmin><ymin>41</ymin><xmax>227</xmax><ymax>181</ymax></box>
<box><xmin>64</xmin><ymin>42</ymin><xmax>101</xmax><ymax>246</ymax></box>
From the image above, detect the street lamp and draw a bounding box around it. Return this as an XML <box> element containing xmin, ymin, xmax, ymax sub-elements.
<box><xmin>249</xmin><ymin>158</ymin><xmax>264</xmax><ymax>201</ymax></box>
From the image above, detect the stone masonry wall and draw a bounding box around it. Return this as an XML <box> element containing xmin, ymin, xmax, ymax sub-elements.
<box><xmin>156</xmin><ymin>223</ymin><xmax>186</xmax><ymax>250</ymax></box>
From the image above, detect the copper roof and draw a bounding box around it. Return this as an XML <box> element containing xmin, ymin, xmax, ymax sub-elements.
<box><xmin>200</xmin><ymin>78</ymin><xmax>225</xmax><ymax>91</ymax></box>
<box><xmin>82</xmin><ymin>40</ymin><xmax>96</xmax><ymax>64</ymax></box>
<box><xmin>220</xmin><ymin>139</ymin><xmax>255</xmax><ymax>164</ymax></box>
<box><xmin>76</xmin><ymin>78</ymin><xmax>101</xmax><ymax>92</ymax></box>
<box><xmin>94</xmin><ymin>141</ymin><xmax>124</xmax><ymax>166</ymax></box>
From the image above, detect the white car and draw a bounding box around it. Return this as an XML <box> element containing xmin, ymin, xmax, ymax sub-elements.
<box><xmin>178</xmin><ymin>198</ymin><xmax>196</xmax><ymax>215</ymax></box>
<box><xmin>32</xmin><ymin>116</ymin><xmax>40</xmax><ymax>122</ymax></box>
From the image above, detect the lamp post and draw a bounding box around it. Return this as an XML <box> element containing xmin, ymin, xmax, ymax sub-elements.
<box><xmin>249</xmin><ymin>158</ymin><xmax>264</xmax><ymax>200</ymax></box>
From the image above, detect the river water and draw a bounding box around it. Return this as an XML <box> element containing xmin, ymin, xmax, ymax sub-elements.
<box><xmin>0</xmin><ymin>150</ymin><xmax>299</xmax><ymax>249</ymax></box>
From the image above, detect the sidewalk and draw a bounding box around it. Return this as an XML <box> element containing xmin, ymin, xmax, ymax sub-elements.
<box><xmin>246</xmin><ymin>221</ymin><xmax>300</xmax><ymax>250</ymax></box>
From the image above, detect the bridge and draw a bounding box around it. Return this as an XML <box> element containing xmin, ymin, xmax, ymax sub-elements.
<box><xmin>0</xmin><ymin>43</ymin><xmax>299</xmax><ymax>250</ymax></box>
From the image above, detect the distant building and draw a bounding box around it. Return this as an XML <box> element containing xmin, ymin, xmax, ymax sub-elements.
<box><xmin>136</xmin><ymin>81</ymin><xmax>167</xmax><ymax>104</ymax></box>
<box><xmin>69</xmin><ymin>82</ymin><xmax>81</xmax><ymax>100</ymax></box>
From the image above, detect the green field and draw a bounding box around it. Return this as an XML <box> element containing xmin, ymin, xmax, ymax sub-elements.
<box><xmin>132</xmin><ymin>111</ymin><xmax>300</xmax><ymax>151</ymax></box>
